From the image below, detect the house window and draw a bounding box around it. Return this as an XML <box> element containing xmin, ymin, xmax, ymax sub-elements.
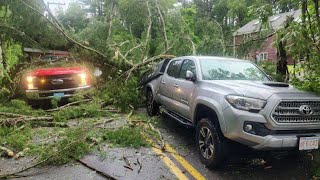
<box><xmin>259</xmin><ymin>52</ymin><xmax>268</xmax><ymax>60</ymax></box>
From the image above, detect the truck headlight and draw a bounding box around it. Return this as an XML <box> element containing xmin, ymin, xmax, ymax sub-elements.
<box><xmin>26</xmin><ymin>76</ymin><xmax>36</xmax><ymax>90</ymax></box>
<box><xmin>226</xmin><ymin>95</ymin><xmax>266</xmax><ymax>112</ymax></box>
<box><xmin>78</xmin><ymin>73</ymin><xmax>87</xmax><ymax>86</ymax></box>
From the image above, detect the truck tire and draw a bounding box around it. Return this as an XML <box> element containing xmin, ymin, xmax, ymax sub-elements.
<box><xmin>146</xmin><ymin>90</ymin><xmax>159</xmax><ymax>116</ymax></box>
<box><xmin>196</xmin><ymin>118</ymin><xmax>226</xmax><ymax>169</ymax></box>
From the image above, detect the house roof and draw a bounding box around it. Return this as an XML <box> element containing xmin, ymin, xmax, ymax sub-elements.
<box><xmin>233</xmin><ymin>9</ymin><xmax>301</xmax><ymax>36</ymax></box>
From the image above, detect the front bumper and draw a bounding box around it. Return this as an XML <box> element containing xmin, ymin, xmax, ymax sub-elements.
<box><xmin>223</xmin><ymin>106</ymin><xmax>320</xmax><ymax>150</ymax></box>
<box><xmin>26</xmin><ymin>86</ymin><xmax>91</xmax><ymax>100</ymax></box>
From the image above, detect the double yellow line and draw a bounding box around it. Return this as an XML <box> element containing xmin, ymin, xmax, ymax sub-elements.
<box><xmin>150</xmin><ymin>141</ymin><xmax>206</xmax><ymax>180</ymax></box>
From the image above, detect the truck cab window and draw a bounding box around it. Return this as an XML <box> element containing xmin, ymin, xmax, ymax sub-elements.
<box><xmin>166</xmin><ymin>60</ymin><xmax>182</xmax><ymax>77</ymax></box>
<box><xmin>179</xmin><ymin>60</ymin><xmax>196</xmax><ymax>79</ymax></box>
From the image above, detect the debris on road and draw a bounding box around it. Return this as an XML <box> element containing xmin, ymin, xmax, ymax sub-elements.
<box><xmin>0</xmin><ymin>146</ymin><xmax>14</xmax><ymax>157</ymax></box>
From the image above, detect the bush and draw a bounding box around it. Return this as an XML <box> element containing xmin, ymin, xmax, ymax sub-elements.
<box><xmin>258</xmin><ymin>61</ymin><xmax>284</xmax><ymax>82</ymax></box>
<box><xmin>0</xmin><ymin>87</ymin><xmax>11</xmax><ymax>102</ymax></box>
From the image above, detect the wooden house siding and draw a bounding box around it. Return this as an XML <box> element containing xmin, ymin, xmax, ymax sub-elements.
<box><xmin>234</xmin><ymin>34</ymin><xmax>294</xmax><ymax>65</ymax></box>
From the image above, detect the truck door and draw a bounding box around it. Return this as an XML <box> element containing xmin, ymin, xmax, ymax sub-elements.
<box><xmin>158</xmin><ymin>60</ymin><xmax>182</xmax><ymax>110</ymax></box>
<box><xmin>171</xmin><ymin>59</ymin><xmax>197</xmax><ymax>119</ymax></box>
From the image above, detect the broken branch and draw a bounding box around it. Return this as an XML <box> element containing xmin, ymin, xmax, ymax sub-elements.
<box><xmin>45</xmin><ymin>99</ymin><xmax>92</xmax><ymax>112</ymax></box>
<box><xmin>148</xmin><ymin>123</ymin><xmax>165</xmax><ymax>151</ymax></box>
<box><xmin>0</xmin><ymin>141</ymin><xmax>78</xmax><ymax>179</ymax></box>
<box><xmin>0</xmin><ymin>146</ymin><xmax>14</xmax><ymax>157</ymax></box>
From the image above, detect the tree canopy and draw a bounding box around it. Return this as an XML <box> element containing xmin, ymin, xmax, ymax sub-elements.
<box><xmin>0</xmin><ymin>0</ymin><xmax>319</xmax><ymax>93</ymax></box>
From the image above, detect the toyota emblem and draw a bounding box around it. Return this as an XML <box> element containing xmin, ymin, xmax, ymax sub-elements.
<box><xmin>299</xmin><ymin>105</ymin><xmax>314</xmax><ymax>115</ymax></box>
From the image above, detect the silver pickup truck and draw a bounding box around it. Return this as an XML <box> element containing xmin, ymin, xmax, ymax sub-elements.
<box><xmin>142</xmin><ymin>56</ymin><xmax>320</xmax><ymax>168</ymax></box>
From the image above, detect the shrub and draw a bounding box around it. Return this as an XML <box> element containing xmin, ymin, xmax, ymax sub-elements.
<box><xmin>0</xmin><ymin>87</ymin><xmax>11</xmax><ymax>102</ymax></box>
<box><xmin>258</xmin><ymin>61</ymin><xmax>284</xmax><ymax>82</ymax></box>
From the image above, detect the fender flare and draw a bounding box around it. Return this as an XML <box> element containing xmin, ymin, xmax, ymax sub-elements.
<box><xmin>192</xmin><ymin>97</ymin><xmax>227</xmax><ymax>133</ymax></box>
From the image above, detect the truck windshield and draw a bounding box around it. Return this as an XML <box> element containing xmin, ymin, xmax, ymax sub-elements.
<box><xmin>200</xmin><ymin>59</ymin><xmax>268</xmax><ymax>81</ymax></box>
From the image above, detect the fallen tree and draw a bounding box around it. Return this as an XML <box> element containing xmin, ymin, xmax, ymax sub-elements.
<box><xmin>18</xmin><ymin>0</ymin><xmax>175</xmax><ymax>72</ymax></box>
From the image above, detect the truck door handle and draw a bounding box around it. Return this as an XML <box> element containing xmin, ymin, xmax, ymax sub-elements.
<box><xmin>161</xmin><ymin>81</ymin><xmax>166</xmax><ymax>84</ymax></box>
<box><xmin>173</xmin><ymin>84</ymin><xmax>179</xmax><ymax>88</ymax></box>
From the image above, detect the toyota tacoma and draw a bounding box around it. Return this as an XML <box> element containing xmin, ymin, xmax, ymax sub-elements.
<box><xmin>141</xmin><ymin>56</ymin><xmax>320</xmax><ymax>168</ymax></box>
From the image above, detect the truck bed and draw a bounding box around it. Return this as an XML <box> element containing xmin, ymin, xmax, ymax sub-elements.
<box><xmin>138</xmin><ymin>59</ymin><xmax>170</xmax><ymax>87</ymax></box>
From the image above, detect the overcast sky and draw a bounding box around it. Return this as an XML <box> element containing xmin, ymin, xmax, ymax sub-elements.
<box><xmin>44</xmin><ymin>0</ymin><xmax>73</xmax><ymax>12</ymax></box>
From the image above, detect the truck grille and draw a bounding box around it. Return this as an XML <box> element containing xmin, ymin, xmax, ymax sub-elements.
<box><xmin>272</xmin><ymin>101</ymin><xmax>320</xmax><ymax>123</ymax></box>
<box><xmin>34</xmin><ymin>74</ymin><xmax>80</xmax><ymax>90</ymax></box>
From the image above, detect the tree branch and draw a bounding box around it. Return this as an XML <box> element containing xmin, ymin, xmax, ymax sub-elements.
<box><xmin>107</xmin><ymin>0</ymin><xmax>116</xmax><ymax>42</ymax></box>
<box><xmin>18</xmin><ymin>0</ymin><xmax>121</xmax><ymax>67</ymax></box>
<box><xmin>156</xmin><ymin>0</ymin><xmax>169</xmax><ymax>51</ymax></box>
<box><xmin>140</xmin><ymin>0</ymin><xmax>152</xmax><ymax>62</ymax></box>
<box><xmin>306</xmin><ymin>8</ymin><xmax>320</xmax><ymax>52</ymax></box>
<box><xmin>0</xmin><ymin>23</ymin><xmax>42</xmax><ymax>47</ymax></box>
<box><xmin>312</xmin><ymin>0</ymin><xmax>320</xmax><ymax>27</ymax></box>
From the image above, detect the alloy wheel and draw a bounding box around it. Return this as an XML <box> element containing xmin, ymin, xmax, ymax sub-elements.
<box><xmin>199</xmin><ymin>127</ymin><xmax>215</xmax><ymax>159</ymax></box>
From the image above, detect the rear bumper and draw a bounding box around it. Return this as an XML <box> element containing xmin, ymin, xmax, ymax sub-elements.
<box><xmin>26</xmin><ymin>86</ymin><xmax>91</xmax><ymax>100</ymax></box>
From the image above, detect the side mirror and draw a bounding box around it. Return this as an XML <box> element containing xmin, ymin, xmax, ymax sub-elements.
<box><xmin>186</xmin><ymin>70</ymin><xmax>196</xmax><ymax>81</ymax></box>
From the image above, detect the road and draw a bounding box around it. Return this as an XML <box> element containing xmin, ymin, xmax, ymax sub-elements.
<box><xmin>155</xmin><ymin>115</ymin><xmax>311</xmax><ymax>180</ymax></box>
<box><xmin>1</xmin><ymin>113</ymin><xmax>312</xmax><ymax>180</ymax></box>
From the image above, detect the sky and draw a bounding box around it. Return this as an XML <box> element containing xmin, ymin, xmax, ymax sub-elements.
<box><xmin>43</xmin><ymin>0</ymin><xmax>72</xmax><ymax>12</ymax></box>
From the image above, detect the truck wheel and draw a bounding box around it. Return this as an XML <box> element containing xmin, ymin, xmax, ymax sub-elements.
<box><xmin>146</xmin><ymin>90</ymin><xmax>159</xmax><ymax>116</ymax></box>
<box><xmin>196</xmin><ymin>118</ymin><xmax>226</xmax><ymax>169</ymax></box>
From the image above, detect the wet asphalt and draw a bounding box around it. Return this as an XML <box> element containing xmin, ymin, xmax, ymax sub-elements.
<box><xmin>0</xmin><ymin>113</ymin><xmax>313</xmax><ymax>180</ymax></box>
<box><xmin>157</xmin><ymin>115</ymin><xmax>311</xmax><ymax>180</ymax></box>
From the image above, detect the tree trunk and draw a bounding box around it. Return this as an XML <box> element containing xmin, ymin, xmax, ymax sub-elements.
<box><xmin>313</xmin><ymin>0</ymin><xmax>320</xmax><ymax>27</ymax></box>
<box><xmin>276</xmin><ymin>40</ymin><xmax>289</xmax><ymax>81</ymax></box>
<box><xmin>1</xmin><ymin>40</ymin><xmax>6</xmax><ymax>70</ymax></box>
<box><xmin>107</xmin><ymin>0</ymin><xmax>115</xmax><ymax>42</ymax></box>
<box><xmin>156</xmin><ymin>0</ymin><xmax>168</xmax><ymax>51</ymax></box>
<box><xmin>0</xmin><ymin>40</ymin><xmax>4</xmax><ymax>78</ymax></box>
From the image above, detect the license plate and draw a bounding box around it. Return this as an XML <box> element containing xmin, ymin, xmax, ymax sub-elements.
<box><xmin>53</xmin><ymin>92</ymin><xmax>65</xmax><ymax>98</ymax></box>
<box><xmin>299</xmin><ymin>137</ymin><xmax>319</xmax><ymax>150</ymax></box>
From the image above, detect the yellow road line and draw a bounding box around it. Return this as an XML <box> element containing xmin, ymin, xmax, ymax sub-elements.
<box><xmin>165</xmin><ymin>144</ymin><xmax>206</xmax><ymax>180</ymax></box>
<box><xmin>151</xmin><ymin>146</ymin><xmax>189</xmax><ymax>180</ymax></box>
